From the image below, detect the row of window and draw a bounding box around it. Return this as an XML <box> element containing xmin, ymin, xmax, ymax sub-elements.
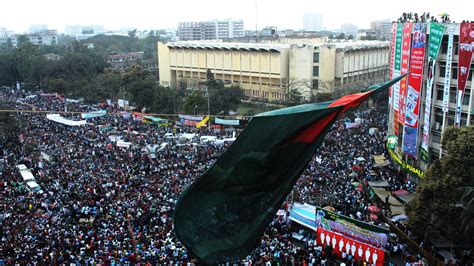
<box><xmin>244</xmin><ymin>89</ymin><xmax>285</xmax><ymax>99</ymax></box>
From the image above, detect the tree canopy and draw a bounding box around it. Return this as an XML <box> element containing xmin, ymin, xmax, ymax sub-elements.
<box><xmin>406</xmin><ymin>126</ymin><xmax>474</xmax><ymax>244</ymax></box>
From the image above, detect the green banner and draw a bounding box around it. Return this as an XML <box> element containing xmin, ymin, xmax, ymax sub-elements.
<box><xmin>315</xmin><ymin>206</ymin><xmax>390</xmax><ymax>234</ymax></box>
<box><xmin>394</xmin><ymin>23</ymin><xmax>403</xmax><ymax>71</ymax></box>
<box><xmin>387</xmin><ymin>147</ymin><xmax>425</xmax><ymax>178</ymax></box>
<box><xmin>428</xmin><ymin>23</ymin><xmax>445</xmax><ymax>59</ymax></box>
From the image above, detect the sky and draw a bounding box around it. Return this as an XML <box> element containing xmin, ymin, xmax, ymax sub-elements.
<box><xmin>1</xmin><ymin>0</ymin><xmax>473</xmax><ymax>33</ymax></box>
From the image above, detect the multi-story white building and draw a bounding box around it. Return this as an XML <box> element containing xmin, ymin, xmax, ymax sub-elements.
<box><xmin>0</xmin><ymin>28</ymin><xmax>18</xmax><ymax>47</ymax></box>
<box><xmin>303</xmin><ymin>14</ymin><xmax>323</xmax><ymax>32</ymax></box>
<box><xmin>28</xmin><ymin>30</ymin><xmax>58</xmax><ymax>45</ymax></box>
<box><xmin>178</xmin><ymin>19</ymin><xmax>244</xmax><ymax>41</ymax></box>
<box><xmin>341</xmin><ymin>23</ymin><xmax>358</xmax><ymax>36</ymax></box>
<box><xmin>29</xmin><ymin>24</ymin><xmax>48</xmax><ymax>33</ymax></box>
<box><xmin>387</xmin><ymin>22</ymin><xmax>473</xmax><ymax>176</ymax></box>
<box><xmin>157</xmin><ymin>40</ymin><xmax>389</xmax><ymax>101</ymax></box>
<box><xmin>370</xmin><ymin>20</ymin><xmax>392</xmax><ymax>40</ymax></box>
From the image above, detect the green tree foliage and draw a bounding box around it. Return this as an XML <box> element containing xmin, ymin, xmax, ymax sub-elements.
<box><xmin>204</xmin><ymin>69</ymin><xmax>244</xmax><ymax>114</ymax></box>
<box><xmin>0</xmin><ymin>99</ymin><xmax>20</xmax><ymax>147</ymax></box>
<box><xmin>210</xmin><ymin>86</ymin><xmax>244</xmax><ymax>114</ymax></box>
<box><xmin>286</xmin><ymin>89</ymin><xmax>304</xmax><ymax>106</ymax></box>
<box><xmin>184</xmin><ymin>91</ymin><xmax>206</xmax><ymax>115</ymax></box>
<box><xmin>406</xmin><ymin>126</ymin><xmax>474</xmax><ymax>244</ymax></box>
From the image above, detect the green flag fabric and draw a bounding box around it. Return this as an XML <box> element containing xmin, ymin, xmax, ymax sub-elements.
<box><xmin>174</xmin><ymin>75</ymin><xmax>406</xmax><ymax>264</ymax></box>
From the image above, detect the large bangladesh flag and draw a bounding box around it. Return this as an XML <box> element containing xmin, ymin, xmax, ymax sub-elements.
<box><xmin>174</xmin><ymin>75</ymin><xmax>405</xmax><ymax>264</ymax></box>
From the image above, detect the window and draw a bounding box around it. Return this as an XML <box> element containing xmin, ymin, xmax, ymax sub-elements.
<box><xmin>452</xmin><ymin>68</ymin><xmax>457</xmax><ymax>80</ymax></box>
<box><xmin>439</xmin><ymin>66</ymin><xmax>446</xmax><ymax>77</ymax></box>
<box><xmin>313</xmin><ymin>66</ymin><xmax>319</xmax><ymax>77</ymax></box>
<box><xmin>313</xmin><ymin>52</ymin><xmax>319</xmax><ymax>63</ymax></box>
<box><xmin>313</xmin><ymin>79</ymin><xmax>319</xmax><ymax>90</ymax></box>
<box><xmin>436</xmin><ymin>90</ymin><xmax>443</xmax><ymax>101</ymax></box>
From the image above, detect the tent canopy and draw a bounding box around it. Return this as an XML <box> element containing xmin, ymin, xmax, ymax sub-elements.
<box><xmin>368</xmin><ymin>180</ymin><xmax>389</xmax><ymax>187</ymax></box>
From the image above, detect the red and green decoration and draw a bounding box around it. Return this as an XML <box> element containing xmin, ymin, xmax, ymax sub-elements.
<box><xmin>174</xmin><ymin>75</ymin><xmax>406</xmax><ymax>264</ymax></box>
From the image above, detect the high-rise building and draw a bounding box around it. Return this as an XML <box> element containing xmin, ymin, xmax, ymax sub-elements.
<box><xmin>178</xmin><ymin>19</ymin><xmax>244</xmax><ymax>41</ymax></box>
<box><xmin>29</xmin><ymin>24</ymin><xmax>48</xmax><ymax>33</ymax></box>
<box><xmin>370</xmin><ymin>19</ymin><xmax>392</xmax><ymax>40</ymax></box>
<box><xmin>65</xmin><ymin>25</ymin><xmax>83</xmax><ymax>36</ymax></box>
<box><xmin>387</xmin><ymin>22</ymin><xmax>473</xmax><ymax>177</ymax></box>
<box><xmin>341</xmin><ymin>23</ymin><xmax>358</xmax><ymax>36</ymax></box>
<box><xmin>303</xmin><ymin>14</ymin><xmax>323</xmax><ymax>32</ymax></box>
<box><xmin>65</xmin><ymin>25</ymin><xmax>105</xmax><ymax>39</ymax></box>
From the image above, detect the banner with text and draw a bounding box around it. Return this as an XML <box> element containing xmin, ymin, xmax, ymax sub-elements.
<box><xmin>399</xmin><ymin>22</ymin><xmax>413</xmax><ymax>130</ymax></box>
<box><xmin>455</xmin><ymin>22</ymin><xmax>474</xmax><ymax>126</ymax></box>
<box><xmin>389</xmin><ymin>23</ymin><xmax>398</xmax><ymax>108</ymax></box>
<box><xmin>316</xmin><ymin>227</ymin><xmax>385</xmax><ymax>266</ymax></box>
<box><xmin>393</xmin><ymin>23</ymin><xmax>404</xmax><ymax>135</ymax></box>
<box><xmin>214</xmin><ymin>117</ymin><xmax>240</xmax><ymax>126</ymax></box>
<box><xmin>421</xmin><ymin>23</ymin><xmax>446</xmax><ymax>158</ymax></box>
<box><xmin>403</xmin><ymin>23</ymin><xmax>426</xmax><ymax>158</ymax></box>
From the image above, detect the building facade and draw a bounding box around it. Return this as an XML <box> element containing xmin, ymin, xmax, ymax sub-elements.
<box><xmin>158</xmin><ymin>40</ymin><xmax>390</xmax><ymax>101</ymax></box>
<box><xmin>178</xmin><ymin>20</ymin><xmax>244</xmax><ymax>41</ymax></box>
<box><xmin>0</xmin><ymin>28</ymin><xmax>18</xmax><ymax>47</ymax></box>
<box><xmin>107</xmin><ymin>52</ymin><xmax>145</xmax><ymax>69</ymax></box>
<box><xmin>158</xmin><ymin>41</ymin><xmax>290</xmax><ymax>100</ymax></box>
<box><xmin>28</xmin><ymin>30</ymin><xmax>58</xmax><ymax>45</ymax></box>
<box><xmin>341</xmin><ymin>24</ymin><xmax>359</xmax><ymax>36</ymax></box>
<box><xmin>370</xmin><ymin>20</ymin><xmax>392</xmax><ymax>40</ymax></box>
<box><xmin>303</xmin><ymin>14</ymin><xmax>323</xmax><ymax>32</ymax></box>
<box><xmin>387</xmin><ymin>22</ymin><xmax>473</xmax><ymax>175</ymax></box>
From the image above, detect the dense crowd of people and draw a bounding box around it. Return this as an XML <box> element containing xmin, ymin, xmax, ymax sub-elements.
<box><xmin>0</xmin><ymin>89</ymin><xmax>428</xmax><ymax>264</ymax></box>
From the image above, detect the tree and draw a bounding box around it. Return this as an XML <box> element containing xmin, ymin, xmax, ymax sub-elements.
<box><xmin>406</xmin><ymin>126</ymin><xmax>474</xmax><ymax>244</ymax></box>
<box><xmin>97</xmin><ymin>69</ymin><xmax>123</xmax><ymax>100</ymax></box>
<box><xmin>209</xmin><ymin>86</ymin><xmax>244</xmax><ymax>114</ymax></box>
<box><xmin>286</xmin><ymin>89</ymin><xmax>303</xmax><ymax>106</ymax></box>
<box><xmin>184</xmin><ymin>91</ymin><xmax>206</xmax><ymax>114</ymax></box>
<box><xmin>336</xmin><ymin>33</ymin><xmax>346</xmax><ymax>39</ymax></box>
<box><xmin>0</xmin><ymin>50</ymin><xmax>19</xmax><ymax>85</ymax></box>
<box><xmin>206</xmin><ymin>69</ymin><xmax>221</xmax><ymax>91</ymax></box>
<box><xmin>0</xmin><ymin>100</ymin><xmax>20</xmax><ymax>147</ymax></box>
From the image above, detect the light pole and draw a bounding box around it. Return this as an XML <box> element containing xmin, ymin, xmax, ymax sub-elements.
<box><xmin>194</xmin><ymin>105</ymin><xmax>198</xmax><ymax>115</ymax></box>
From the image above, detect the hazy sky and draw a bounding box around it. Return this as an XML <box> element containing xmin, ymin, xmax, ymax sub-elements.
<box><xmin>1</xmin><ymin>0</ymin><xmax>473</xmax><ymax>33</ymax></box>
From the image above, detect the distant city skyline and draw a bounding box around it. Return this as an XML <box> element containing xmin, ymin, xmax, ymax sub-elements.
<box><xmin>1</xmin><ymin>0</ymin><xmax>472</xmax><ymax>33</ymax></box>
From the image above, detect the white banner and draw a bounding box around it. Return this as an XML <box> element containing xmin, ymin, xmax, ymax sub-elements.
<box><xmin>215</xmin><ymin>117</ymin><xmax>240</xmax><ymax>126</ymax></box>
<box><xmin>393</xmin><ymin>70</ymin><xmax>401</xmax><ymax>111</ymax></box>
<box><xmin>443</xmin><ymin>26</ymin><xmax>455</xmax><ymax>112</ymax></box>
<box><xmin>421</xmin><ymin>61</ymin><xmax>435</xmax><ymax>152</ymax></box>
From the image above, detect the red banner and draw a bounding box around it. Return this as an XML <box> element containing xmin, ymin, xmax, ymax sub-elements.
<box><xmin>455</xmin><ymin>22</ymin><xmax>474</xmax><ymax>126</ymax></box>
<box><xmin>184</xmin><ymin>119</ymin><xmax>198</xmax><ymax>126</ymax></box>
<box><xmin>316</xmin><ymin>227</ymin><xmax>385</xmax><ymax>266</ymax></box>
<box><xmin>399</xmin><ymin>22</ymin><xmax>412</xmax><ymax>126</ymax></box>
<box><xmin>458</xmin><ymin>22</ymin><xmax>474</xmax><ymax>95</ymax></box>
<box><xmin>402</xmin><ymin>23</ymin><xmax>426</xmax><ymax>158</ymax></box>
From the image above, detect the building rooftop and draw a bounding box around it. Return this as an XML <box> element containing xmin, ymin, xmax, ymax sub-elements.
<box><xmin>166</xmin><ymin>41</ymin><xmax>291</xmax><ymax>52</ymax></box>
<box><xmin>330</xmin><ymin>40</ymin><xmax>390</xmax><ymax>50</ymax></box>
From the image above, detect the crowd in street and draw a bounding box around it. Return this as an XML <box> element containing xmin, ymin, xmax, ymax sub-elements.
<box><xmin>1</xmin><ymin>90</ymin><xmax>425</xmax><ymax>264</ymax></box>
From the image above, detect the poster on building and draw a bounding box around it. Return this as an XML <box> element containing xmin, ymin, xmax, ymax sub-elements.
<box><xmin>389</xmin><ymin>23</ymin><xmax>398</xmax><ymax>108</ymax></box>
<box><xmin>399</xmin><ymin>22</ymin><xmax>413</xmax><ymax>129</ymax></box>
<box><xmin>403</xmin><ymin>23</ymin><xmax>426</xmax><ymax>158</ymax></box>
<box><xmin>421</xmin><ymin>23</ymin><xmax>446</xmax><ymax>159</ymax></box>
<box><xmin>455</xmin><ymin>22</ymin><xmax>474</xmax><ymax>126</ymax></box>
<box><xmin>393</xmin><ymin>23</ymin><xmax>404</xmax><ymax>135</ymax></box>
<box><xmin>316</xmin><ymin>227</ymin><xmax>385</xmax><ymax>266</ymax></box>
